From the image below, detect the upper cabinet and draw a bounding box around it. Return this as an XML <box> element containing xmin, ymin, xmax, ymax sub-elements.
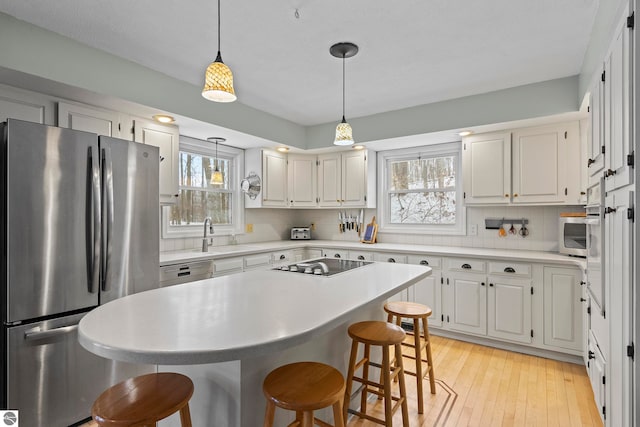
<box><xmin>463</xmin><ymin>122</ymin><xmax>581</xmax><ymax>205</ymax></box>
<box><xmin>58</xmin><ymin>101</ymin><xmax>123</xmax><ymax>138</ymax></box>
<box><xmin>132</xmin><ymin>118</ymin><xmax>180</xmax><ymax>205</ymax></box>
<box><xmin>246</xmin><ymin>148</ymin><xmax>375</xmax><ymax>209</ymax></box>
<box><xmin>0</xmin><ymin>84</ymin><xmax>55</xmax><ymax>125</ymax></box>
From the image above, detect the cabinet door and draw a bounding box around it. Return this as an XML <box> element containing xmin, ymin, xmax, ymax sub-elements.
<box><xmin>588</xmin><ymin>77</ymin><xmax>606</xmax><ymax>182</ymax></box>
<box><xmin>321</xmin><ymin>248</ymin><xmax>348</xmax><ymax>259</ymax></box>
<box><xmin>287</xmin><ymin>154</ymin><xmax>317</xmax><ymax>207</ymax></box>
<box><xmin>512</xmin><ymin>123</ymin><xmax>573</xmax><ymax>204</ymax></box>
<box><xmin>543</xmin><ymin>267</ymin><xmax>582</xmax><ymax>352</ymax></box>
<box><xmin>487</xmin><ymin>277</ymin><xmax>532</xmax><ymax>343</ymax></box>
<box><xmin>348</xmin><ymin>250</ymin><xmax>375</xmax><ymax>261</ymax></box>
<box><xmin>604</xmin><ymin>188</ymin><xmax>633</xmax><ymax>427</ymax></box>
<box><xmin>0</xmin><ymin>87</ymin><xmax>51</xmax><ymax>124</ymax></box>
<box><xmin>58</xmin><ymin>101</ymin><xmax>120</xmax><ymax>137</ymax></box>
<box><xmin>413</xmin><ymin>273</ymin><xmax>442</xmax><ymax>328</ymax></box>
<box><xmin>133</xmin><ymin>118</ymin><xmax>179</xmax><ymax>204</ymax></box>
<box><xmin>587</xmin><ymin>334</ymin><xmax>606</xmax><ymax>424</ymax></box>
<box><xmin>444</xmin><ymin>273</ymin><xmax>487</xmax><ymax>335</ymax></box>
<box><xmin>462</xmin><ymin>132</ymin><xmax>511</xmax><ymax>204</ymax></box>
<box><xmin>318</xmin><ymin>153</ymin><xmax>342</xmax><ymax>207</ymax></box>
<box><xmin>262</xmin><ymin>150</ymin><xmax>288</xmax><ymax>207</ymax></box>
<box><xmin>341</xmin><ymin>150</ymin><xmax>366</xmax><ymax>207</ymax></box>
<box><xmin>604</xmin><ymin>13</ymin><xmax>633</xmax><ymax>191</ymax></box>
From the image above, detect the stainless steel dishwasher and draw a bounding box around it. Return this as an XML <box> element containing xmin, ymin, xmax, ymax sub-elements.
<box><xmin>159</xmin><ymin>260</ymin><xmax>214</xmax><ymax>287</ymax></box>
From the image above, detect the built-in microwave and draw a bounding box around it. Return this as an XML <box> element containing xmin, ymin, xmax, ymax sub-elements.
<box><xmin>559</xmin><ymin>214</ymin><xmax>587</xmax><ymax>257</ymax></box>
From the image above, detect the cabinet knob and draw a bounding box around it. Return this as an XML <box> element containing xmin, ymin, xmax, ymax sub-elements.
<box><xmin>461</xmin><ymin>263</ymin><xmax>471</xmax><ymax>269</ymax></box>
<box><xmin>587</xmin><ymin>158</ymin><xmax>596</xmax><ymax>167</ymax></box>
<box><xmin>504</xmin><ymin>194</ymin><xmax>509</xmax><ymax>197</ymax></box>
<box><xmin>489</xmin><ymin>283</ymin><xmax>494</xmax><ymax>287</ymax></box>
<box><xmin>604</xmin><ymin>168</ymin><xmax>616</xmax><ymax>178</ymax></box>
<box><xmin>580</xmin><ymin>298</ymin><xmax>587</xmax><ymax>302</ymax></box>
<box><xmin>419</xmin><ymin>260</ymin><xmax>429</xmax><ymax>266</ymax></box>
<box><xmin>580</xmin><ymin>281</ymin><xmax>586</xmax><ymax>286</ymax></box>
<box><xmin>513</xmin><ymin>193</ymin><xmax>518</xmax><ymax>197</ymax></box>
<box><xmin>336</xmin><ymin>199</ymin><xmax>340</xmax><ymax>202</ymax></box>
<box><xmin>481</xmin><ymin>282</ymin><xmax>486</xmax><ymax>286</ymax></box>
<box><xmin>588</xmin><ymin>351</ymin><xmax>595</xmax><ymax>360</ymax></box>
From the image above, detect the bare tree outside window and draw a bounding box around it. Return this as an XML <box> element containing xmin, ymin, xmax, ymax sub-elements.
<box><xmin>388</xmin><ymin>155</ymin><xmax>457</xmax><ymax>224</ymax></box>
<box><xmin>169</xmin><ymin>151</ymin><xmax>233</xmax><ymax>227</ymax></box>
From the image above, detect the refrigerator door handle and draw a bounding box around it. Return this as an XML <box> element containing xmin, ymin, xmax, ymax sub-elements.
<box><xmin>89</xmin><ymin>146</ymin><xmax>101</xmax><ymax>294</ymax></box>
<box><xmin>24</xmin><ymin>324</ymin><xmax>79</xmax><ymax>342</ymax></box>
<box><xmin>102</xmin><ymin>147</ymin><xmax>114</xmax><ymax>292</ymax></box>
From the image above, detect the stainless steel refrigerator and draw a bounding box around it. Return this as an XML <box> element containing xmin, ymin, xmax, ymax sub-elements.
<box><xmin>0</xmin><ymin>119</ymin><xmax>159</xmax><ymax>426</ymax></box>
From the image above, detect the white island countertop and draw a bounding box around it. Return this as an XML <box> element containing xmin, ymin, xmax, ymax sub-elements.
<box><xmin>78</xmin><ymin>261</ymin><xmax>431</xmax><ymax>365</ymax></box>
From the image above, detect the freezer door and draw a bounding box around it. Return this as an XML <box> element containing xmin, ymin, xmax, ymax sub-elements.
<box><xmin>6</xmin><ymin>312</ymin><xmax>155</xmax><ymax>427</ymax></box>
<box><xmin>4</xmin><ymin>120</ymin><xmax>100</xmax><ymax>323</ymax></box>
<box><xmin>99</xmin><ymin>136</ymin><xmax>159</xmax><ymax>303</ymax></box>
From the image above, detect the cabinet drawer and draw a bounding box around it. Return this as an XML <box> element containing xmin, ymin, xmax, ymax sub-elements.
<box><xmin>446</xmin><ymin>258</ymin><xmax>485</xmax><ymax>273</ymax></box>
<box><xmin>488</xmin><ymin>261</ymin><xmax>531</xmax><ymax>277</ymax></box>
<box><xmin>244</xmin><ymin>254</ymin><xmax>272</xmax><ymax>269</ymax></box>
<box><xmin>348</xmin><ymin>250</ymin><xmax>375</xmax><ymax>261</ymax></box>
<box><xmin>374</xmin><ymin>253</ymin><xmax>407</xmax><ymax>264</ymax></box>
<box><xmin>321</xmin><ymin>249</ymin><xmax>349</xmax><ymax>259</ymax></box>
<box><xmin>213</xmin><ymin>258</ymin><xmax>244</xmax><ymax>276</ymax></box>
<box><xmin>407</xmin><ymin>254</ymin><xmax>441</xmax><ymax>270</ymax></box>
<box><xmin>272</xmin><ymin>251</ymin><xmax>293</xmax><ymax>264</ymax></box>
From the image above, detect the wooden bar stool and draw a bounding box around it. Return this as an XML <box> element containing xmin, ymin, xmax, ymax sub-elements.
<box><xmin>92</xmin><ymin>372</ymin><xmax>194</xmax><ymax>427</ymax></box>
<box><xmin>343</xmin><ymin>320</ymin><xmax>409</xmax><ymax>427</ymax></box>
<box><xmin>263</xmin><ymin>361</ymin><xmax>346</xmax><ymax>427</ymax></box>
<box><xmin>384</xmin><ymin>301</ymin><xmax>436</xmax><ymax>414</ymax></box>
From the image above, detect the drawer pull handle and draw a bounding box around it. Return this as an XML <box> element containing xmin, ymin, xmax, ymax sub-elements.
<box><xmin>388</xmin><ymin>258</ymin><xmax>396</xmax><ymax>263</ymax></box>
<box><xmin>461</xmin><ymin>263</ymin><xmax>471</xmax><ymax>269</ymax></box>
<box><xmin>334</xmin><ymin>254</ymin><xmax>341</xmax><ymax>258</ymax></box>
<box><xmin>504</xmin><ymin>267</ymin><xmax>516</xmax><ymax>273</ymax></box>
<box><xmin>179</xmin><ymin>266</ymin><xmax>189</xmax><ymax>271</ymax></box>
<box><xmin>177</xmin><ymin>271</ymin><xmax>191</xmax><ymax>277</ymax></box>
<box><xmin>357</xmin><ymin>255</ymin><xmax>365</xmax><ymax>260</ymax></box>
<box><xmin>419</xmin><ymin>260</ymin><xmax>429</xmax><ymax>266</ymax></box>
<box><xmin>489</xmin><ymin>283</ymin><xmax>494</xmax><ymax>287</ymax></box>
<box><xmin>588</xmin><ymin>351</ymin><xmax>595</xmax><ymax>360</ymax></box>
<box><xmin>280</xmin><ymin>254</ymin><xmax>286</xmax><ymax>260</ymax></box>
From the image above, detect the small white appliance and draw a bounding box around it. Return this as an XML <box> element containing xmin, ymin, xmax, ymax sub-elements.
<box><xmin>558</xmin><ymin>214</ymin><xmax>587</xmax><ymax>257</ymax></box>
<box><xmin>290</xmin><ymin>227</ymin><xmax>311</xmax><ymax>240</ymax></box>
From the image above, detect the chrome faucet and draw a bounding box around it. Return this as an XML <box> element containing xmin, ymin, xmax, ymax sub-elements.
<box><xmin>202</xmin><ymin>217</ymin><xmax>214</xmax><ymax>252</ymax></box>
<box><xmin>296</xmin><ymin>261</ymin><xmax>329</xmax><ymax>274</ymax></box>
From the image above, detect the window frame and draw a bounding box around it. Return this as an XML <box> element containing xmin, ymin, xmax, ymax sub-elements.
<box><xmin>161</xmin><ymin>135</ymin><xmax>244</xmax><ymax>239</ymax></box>
<box><xmin>377</xmin><ymin>142</ymin><xmax>466</xmax><ymax>235</ymax></box>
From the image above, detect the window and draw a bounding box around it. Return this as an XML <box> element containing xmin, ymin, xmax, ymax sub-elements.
<box><xmin>378</xmin><ymin>142</ymin><xmax>465</xmax><ymax>235</ymax></box>
<box><xmin>162</xmin><ymin>136</ymin><xmax>244</xmax><ymax>238</ymax></box>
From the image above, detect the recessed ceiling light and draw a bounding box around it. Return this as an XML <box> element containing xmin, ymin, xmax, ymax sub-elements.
<box><xmin>352</xmin><ymin>145</ymin><xmax>365</xmax><ymax>150</ymax></box>
<box><xmin>277</xmin><ymin>147</ymin><xmax>290</xmax><ymax>152</ymax></box>
<box><xmin>153</xmin><ymin>114</ymin><xmax>175</xmax><ymax>124</ymax></box>
<box><xmin>458</xmin><ymin>130</ymin><xmax>473</xmax><ymax>137</ymax></box>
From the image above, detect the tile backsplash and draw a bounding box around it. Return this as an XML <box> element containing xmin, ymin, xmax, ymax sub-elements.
<box><xmin>160</xmin><ymin>205</ymin><xmax>584</xmax><ymax>253</ymax></box>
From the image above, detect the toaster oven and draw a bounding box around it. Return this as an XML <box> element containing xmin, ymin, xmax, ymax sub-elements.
<box><xmin>291</xmin><ymin>227</ymin><xmax>311</xmax><ymax>240</ymax></box>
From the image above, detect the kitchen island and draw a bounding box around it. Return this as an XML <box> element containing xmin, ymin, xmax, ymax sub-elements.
<box><xmin>79</xmin><ymin>260</ymin><xmax>431</xmax><ymax>426</ymax></box>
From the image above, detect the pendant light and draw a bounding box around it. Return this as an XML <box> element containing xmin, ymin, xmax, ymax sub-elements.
<box><xmin>207</xmin><ymin>137</ymin><xmax>226</xmax><ymax>185</ymax></box>
<box><xmin>330</xmin><ymin>42</ymin><xmax>358</xmax><ymax>146</ymax></box>
<box><xmin>202</xmin><ymin>0</ymin><xmax>237</xmax><ymax>102</ymax></box>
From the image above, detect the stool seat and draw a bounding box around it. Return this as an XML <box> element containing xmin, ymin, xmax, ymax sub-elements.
<box><xmin>385</xmin><ymin>301</ymin><xmax>432</xmax><ymax>319</ymax></box>
<box><xmin>92</xmin><ymin>372</ymin><xmax>194</xmax><ymax>427</ymax></box>
<box><xmin>263</xmin><ymin>362</ymin><xmax>346</xmax><ymax>427</ymax></box>
<box><xmin>347</xmin><ymin>320</ymin><xmax>406</xmax><ymax>346</ymax></box>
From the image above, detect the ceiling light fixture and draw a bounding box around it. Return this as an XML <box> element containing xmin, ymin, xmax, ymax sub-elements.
<box><xmin>276</xmin><ymin>147</ymin><xmax>290</xmax><ymax>152</ymax></box>
<box><xmin>202</xmin><ymin>0</ymin><xmax>236</xmax><ymax>103</ymax></box>
<box><xmin>458</xmin><ymin>130</ymin><xmax>473</xmax><ymax>137</ymax></box>
<box><xmin>152</xmin><ymin>114</ymin><xmax>175</xmax><ymax>124</ymax></box>
<box><xmin>352</xmin><ymin>145</ymin><xmax>365</xmax><ymax>150</ymax></box>
<box><xmin>207</xmin><ymin>137</ymin><xmax>226</xmax><ymax>185</ymax></box>
<box><xmin>330</xmin><ymin>42</ymin><xmax>358</xmax><ymax>146</ymax></box>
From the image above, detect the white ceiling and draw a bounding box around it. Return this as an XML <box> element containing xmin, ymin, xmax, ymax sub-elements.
<box><xmin>0</xmin><ymin>0</ymin><xmax>599</xmax><ymax>129</ymax></box>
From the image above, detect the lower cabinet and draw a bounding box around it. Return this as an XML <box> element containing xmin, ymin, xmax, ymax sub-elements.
<box><xmin>487</xmin><ymin>276</ymin><xmax>532</xmax><ymax>344</ymax></box>
<box><xmin>407</xmin><ymin>255</ymin><xmax>442</xmax><ymax>328</ymax></box>
<box><xmin>321</xmin><ymin>248</ymin><xmax>349</xmax><ymax>259</ymax></box>
<box><xmin>212</xmin><ymin>257</ymin><xmax>244</xmax><ymax>277</ymax></box>
<box><xmin>543</xmin><ymin>266</ymin><xmax>582</xmax><ymax>352</ymax></box>
<box><xmin>444</xmin><ymin>272</ymin><xmax>487</xmax><ymax>335</ymax></box>
<box><xmin>587</xmin><ymin>331</ymin><xmax>607</xmax><ymax>423</ymax></box>
<box><xmin>375</xmin><ymin>253</ymin><xmax>409</xmax><ymax>301</ymax></box>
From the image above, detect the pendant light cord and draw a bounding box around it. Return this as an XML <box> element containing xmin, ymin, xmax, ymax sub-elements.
<box><xmin>217</xmin><ymin>0</ymin><xmax>221</xmax><ymax>53</ymax></box>
<box><xmin>342</xmin><ymin>53</ymin><xmax>346</xmax><ymax>121</ymax></box>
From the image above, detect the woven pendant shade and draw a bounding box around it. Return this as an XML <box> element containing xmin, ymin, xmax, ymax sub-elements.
<box><xmin>334</xmin><ymin>119</ymin><xmax>354</xmax><ymax>146</ymax></box>
<box><xmin>202</xmin><ymin>56</ymin><xmax>236</xmax><ymax>102</ymax></box>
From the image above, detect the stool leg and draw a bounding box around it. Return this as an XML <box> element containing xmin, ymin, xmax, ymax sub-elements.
<box><xmin>179</xmin><ymin>403</ymin><xmax>193</xmax><ymax>427</ymax></box>
<box><xmin>360</xmin><ymin>343</ymin><xmax>371</xmax><ymax>415</ymax></box>
<box><xmin>301</xmin><ymin>411</ymin><xmax>313</xmax><ymax>427</ymax></box>
<box><xmin>423</xmin><ymin>317</ymin><xmax>436</xmax><ymax>394</ymax></box>
<box><xmin>382</xmin><ymin>344</ymin><xmax>393</xmax><ymax>427</ymax></box>
<box><xmin>413</xmin><ymin>317</ymin><xmax>424</xmax><ymax>414</ymax></box>
<box><xmin>332</xmin><ymin>400</ymin><xmax>345</xmax><ymax>427</ymax></box>
<box><xmin>343</xmin><ymin>339</ymin><xmax>359</xmax><ymax>423</ymax></box>
<box><xmin>263</xmin><ymin>400</ymin><xmax>276</xmax><ymax>427</ymax></box>
<box><xmin>394</xmin><ymin>343</ymin><xmax>410</xmax><ymax>427</ymax></box>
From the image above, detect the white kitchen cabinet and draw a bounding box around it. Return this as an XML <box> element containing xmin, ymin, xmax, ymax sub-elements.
<box><xmin>318</xmin><ymin>150</ymin><xmax>375</xmax><ymax>208</ymax></box>
<box><xmin>543</xmin><ymin>266</ymin><xmax>582</xmax><ymax>353</ymax></box>
<box><xmin>462</xmin><ymin>131</ymin><xmax>511</xmax><ymax>204</ymax></box>
<box><xmin>587</xmin><ymin>331</ymin><xmax>607</xmax><ymax>424</ymax></box>
<box><xmin>244</xmin><ymin>149</ymin><xmax>288</xmax><ymax>208</ymax></box>
<box><xmin>212</xmin><ymin>257</ymin><xmax>244</xmax><ymax>277</ymax></box>
<box><xmin>602</xmin><ymin>9</ymin><xmax>633</xmax><ymax>192</ymax></box>
<box><xmin>287</xmin><ymin>154</ymin><xmax>317</xmax><ymax>207</ymax></box>
<box><xmin>375</xmin><ymin>252</ymin><xmax>408</xmax><ymax>301</ymax></box>
<box><xmin>588</xmin><ymin>77</ymin><xmax>606</xmax><ymax>183</ymax></box>
<box><xmin>347</xmin><ymin>250</ymin><xmax>375</xmax><ymax>261</ymax></box>
<box><xmin>444</xmin><ymin>271</ymin><xmax>487</xmax><ymax>335</ymax></box>
<box><xmin>407</xmin><ymin>254</ymin><xmax>442</xmax><ymax>328</ymax></box>
<box><xmin>58</xmin><ymin>101</ymin><xmax>122</xmax><ymax>138</ymax></box>
<box><xmin>304</xmin><ymin>248</ymin><xmax>323</xmax><ymax>260</ymax></box>
<box><xmin>463</xmin><ymin>122</ymin><xmax>581</xmax><ymax>205</ymax></box>
<box><xmin>512</xmin><ymin>122</ymin><xmax>577</xmax><ymax>204</ymax></box>
<box><xmin>133</xmin><ymin>118</ymin><xmax>179</xmax><ymax>205</ymax></box>
<box><xmin>487</xmin><ymin>276</ymin><xmax>532</xmax><ymax>344</ymax></box>
<box><xmin>321</xmin><ymin>248</ymin><xmax>349</xmax><ymax>259</ymax></box>
<box><xmin>243</xmin><ymin>253</ymin><xmax>272</xmax><ymax>272</ymax></box>
<box><xmin>604</xmin><ymin>187</ymin><xmax>633</xmax><ymax>427</ymax></box>
<box><xmin>271</xmin><ymin>250</ymin><xmax>294</xmax><ymax>266</ymax></box>
<box><xmin>0</xmin><ymin>84</ymin><xmax>55</xmax><ymax>125</ymax></box>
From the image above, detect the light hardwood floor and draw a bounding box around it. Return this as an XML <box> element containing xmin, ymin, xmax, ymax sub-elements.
<box><xmin>82</xmin><ymin>336</ymin><xmax>602</xmax><ymax>427</ymax></box>
<box><xmin>346</xmin><ymin>335</ymin><xmax>603</xmax><ymax>427</ymax></box>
